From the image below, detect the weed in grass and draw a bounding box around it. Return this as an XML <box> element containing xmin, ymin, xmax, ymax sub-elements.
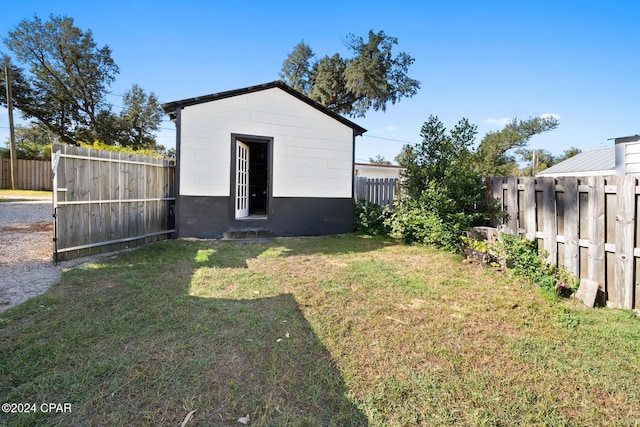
<box><xmin>555</xmin><ymin>307</ymin><xmax>582</xmax><ymax>330</ymax></box>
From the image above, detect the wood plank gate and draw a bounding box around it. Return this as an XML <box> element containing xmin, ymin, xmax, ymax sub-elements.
<box><xmin>52</xmin><ymin>144</ymin><xmax>176</xmax><ymax>261</ymax></box>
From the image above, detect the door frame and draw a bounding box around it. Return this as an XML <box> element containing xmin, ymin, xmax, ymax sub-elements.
<box><xmin>235</xmin><ymin>140</ymin><xmax>250</xmax><ymax>218</ymax></box>
<box><xmin>229</xmin><ymin>133</ymin><xmax>273</xmax><ymax>220</ymax></box>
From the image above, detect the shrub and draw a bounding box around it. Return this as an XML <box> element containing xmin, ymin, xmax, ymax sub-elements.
<box><xmin>354</xmin><ymin>200</ymin><xmax>391</xmax><ymax>236</ymax></box>
<box><xmin>493</xmin><ymin>233</ymin><xmax>579</xmax><ymax>295</ymax></box>
<box><xmin>79</xmin><ymin>141</ymin><xmax>165</xmax><ymax>158</ymax></box>
<box><xmin>393</xmin><ymin>116</ymin><xmax>493</xmax><ymax>251</ymax></box>
<box><xmin>390</xmin><ymin>197</ymin><xmax>461</xmax><ymax>250</ymax></box>
<box><xmin>389</xmin><ymin>178</ymin><xmax>491</xmax><ymax>251</ymax></box>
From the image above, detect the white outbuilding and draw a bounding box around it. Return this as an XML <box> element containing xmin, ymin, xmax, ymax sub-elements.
<box><xmin>162</xmin><ymin>81</ymin><xmax>367</xmax><ymax>238</ymax></box>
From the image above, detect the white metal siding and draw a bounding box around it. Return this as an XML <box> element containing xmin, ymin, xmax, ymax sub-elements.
<box><xmin>179</xmin><ymin>88</ymin><xmax>354</xmax><ymax>198</ymax></box>
<box><xmin>179</xmin><ymin>112</ymin><xmax>232</xmax><ymax>196</ymax></box>
<box><xmin>625</xmin><ymin>142</ymin><xmax>640</xmax><ymax>175</ymax></box>
<box><xmin>354</xmin><ymin>164</ymin><xmax>403</xmax><ymax>179</ymax></box>
<box><xmin>626</xmin><ymin>143</ymin><xmax>640</xmax><ymax>154</ymax></box>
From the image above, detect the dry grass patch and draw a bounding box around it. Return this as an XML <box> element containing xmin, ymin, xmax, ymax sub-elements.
<box><xmin>0</xmin><ymin>189</ymin><xmax>51</xmax><ymax>202</ymax></box>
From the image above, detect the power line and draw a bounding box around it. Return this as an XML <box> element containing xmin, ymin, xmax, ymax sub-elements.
<box><xmin>362</xmin><ymin>134</ymin><xmax>417</xmax><ymax>145</ymax></box>
<box><xmin>1</xmin><ymin>115</ymin><xmax>414</xmax><ymax>147</ymax></box>
<box><xmin>0</xmin><ymin>122</ymin><xmax>414</xmax><ymax>146</ymax></box>
<box><xmin>107</xmin><ymin>91</ymin><xmax>416</xmax><ymax>144</ymax></box>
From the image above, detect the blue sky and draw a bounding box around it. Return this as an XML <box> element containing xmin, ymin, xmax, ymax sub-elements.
<box><xmin>1</xmin><ymin>1</ymin><xmax>639</xmax><ymax>164</ymax></box>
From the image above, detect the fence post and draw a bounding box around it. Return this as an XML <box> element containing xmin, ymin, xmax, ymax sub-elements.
<box><xmin>490</xmin><ymin>177</ymin><xmax>504</xmax><ymax>228</ymax></box>
<box><xmin>542</xmin><ymin>177</ymin><xmax>557</xmax><ymax>264</ymax></box>
<box><xmin>564</xmin><ymin>177</ymin><xmax>579</xmax><ymax>276</ymax></box>
<box><xmin>354</xmin><ymin>176</ymin><xmax>367</xmax><ymax>200</ymax></box>
<box><xmin>523</xmin><ymin>177</ymin><xmax>536</xmax><ymax>239</ymax></box>
<box><xmin>505</xmin><ymin>177</ymin><xmax>518</xmax><ymax>234</ymax></box>
<box><xmin>614</xmin><ymin>175</ymin><xmax>635</xmax><ymax>309</ymax></box>
<box><xmin>587</xmin><ymin>176</ymin><xmax>606</xmax><ymax>297</ymax></box>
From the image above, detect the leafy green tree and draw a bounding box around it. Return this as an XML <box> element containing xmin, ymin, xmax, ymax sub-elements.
<box><xmin>279</xmin><ymin>42</ymin><xmax>314</xmax><ymax>94</ymax></box>
<box><xmin>517</xmin><ymin>146</ymin><xmax>582</xmax><ymax>175</ymax></box>
<box><xmin>3</xmin><ymin>122</ymin><xmax>56</xmax><ymax>159</ymax></box>
<box><xmin>556</xmin><ymin>146</ymin><xmax>581</xmax><ymax>163</ymax></box>
<box><xmin>389</xmin><ymin>115</ymin><xmax>560</xmax><ymax>249</ymax></box>
<box><xmin>1</xmin><ymin>15</ymin><xmax>118</xmax><ymax>145</ymax></box>
<box><xmin>394</xmin><ymin>144</ymin><xmax>413</xmax><ymax>166</ymax></box>
<box><xmin>476</xmin><ymin>116</ymin><xmax>559</xmax><ymax>176</ymax></box>
<box><xmin>164</xmin><ymin>147</ymin><xmax>176</xmax><ymax>159</ymax></box>
<box><xmin>515</xmin><ymin>148</ymin><xmax>555</xmax><ymax>176</ymax></box>
<box><xmin>117</xmin><ymin>84</ymin><xmax>164</xmax><ymax>150</ymax></box>
<box><xmin>394</xmin><ymin>116</ymin><xmax>488</xmax><ymax>249</ymax></box>
<box><xmin>368</xmin><ymin>155</ymin><xmax>392</xmax><ymax>165</ymax></box>
<box><xmin>308</xmin><ymin>54</ymin><xmax>352</xmax><ymax>114</ymax></box>
<box><xmin>93</xmin><ymin>109</ymin><xmax>122</xmax><ymax>146</ymax></box>
<box><xmin>280</xmin><ymin>30</ymin><xmax>420</xmax><ymax>118</ymax></box>
<box><xmin>400</xmin><ymin>115</ymin><xmax>478</xmax><ymax>199</ymax></box>
<box><xmin>2</xmin><ymin>15</ymin><xmax>164</xmax><ymax>152</ymax></box>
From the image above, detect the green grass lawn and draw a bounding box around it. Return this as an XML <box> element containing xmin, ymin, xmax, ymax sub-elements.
<box><xmin>1</xmin><ymin>235</ymin><xmax>638</xmax><ymax>426</ymax></box>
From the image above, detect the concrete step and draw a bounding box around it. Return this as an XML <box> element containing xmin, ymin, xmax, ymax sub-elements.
<box><xmin>223</xmin><ymin>228</ymin><xmax>271</xmax><ymax>240</ymax></box>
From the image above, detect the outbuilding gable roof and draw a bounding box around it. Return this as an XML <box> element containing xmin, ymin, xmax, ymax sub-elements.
<box><xmin>537</xmin><ymin>147</ymin><xmax>615</xmax><ymax>177</ymax></box>
<box><xmin>162</xmin><ymin>80</ymin><xmax>367</xmax><ymax>136</ymax></box>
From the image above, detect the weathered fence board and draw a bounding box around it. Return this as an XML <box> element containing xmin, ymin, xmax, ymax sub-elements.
<box><xmin>1</xmin><ymin>158</ymin><xmax>52</xmax><ymax>190</ymax></box>
<box><xmin>488</xmin><ymin>176</ymin><xmax>638</xmax><ymax>310</ymax></box>
<box><xmin>52</xmin><ymin>144</ymin><xmax>176</xmax><ymax>261</ymax></box>
<box><xmin>564</xmin><ymin>177</ymin><xmax>578</xmax><ymax>275</ymax></box>
<box><xmin>354</xmin><ymin>177</ymin><xmax>399</xmax><ymax>208</ymax></box>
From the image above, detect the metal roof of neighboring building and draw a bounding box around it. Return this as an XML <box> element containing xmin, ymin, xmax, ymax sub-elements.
<box><xmin>536</xmin><ymin>147</ymin><xmax>615</xmax><ymax>177</ymax></box>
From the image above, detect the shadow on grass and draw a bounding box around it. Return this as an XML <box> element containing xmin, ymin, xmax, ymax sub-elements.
<box><xmin>0</xmin><ymin>237</ymin><xmax>371</xmax><ymax>426</ymax></box>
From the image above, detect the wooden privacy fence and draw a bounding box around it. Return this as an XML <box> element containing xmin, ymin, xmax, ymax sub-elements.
<box><xmin>1</xmin><ymin>158</ymin><xmax>52</xmax><ymax>190</ymax></box>
<box><xmin>52</xmin><ymin>144</ymin><xmax>176</xmax><ymax>261</ymax></box>
<box><xmin>354</xmin><ymin>177</ymin><xmax>399</xmax><ymax>208</ymax></box>
<box><xmin>488</xmin><ymin>176</ymin><xmax>639</xmax><ymax>310</ymax></box>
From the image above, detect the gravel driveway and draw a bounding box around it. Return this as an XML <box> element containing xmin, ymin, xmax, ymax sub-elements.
<box><xmin>0</xmin><ymin>196</ymin><xmax>61</xmax><ymax>311</ymax></box>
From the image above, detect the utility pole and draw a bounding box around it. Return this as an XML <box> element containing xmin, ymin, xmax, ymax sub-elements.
<box><xmin>4</xmin><ymin>60</ymin><xmax>17</xmax><ymax>190</ymax></box>
<box><xmin>531</xmin><ymin>150</ymin><xmax>536</xmax><ymax>176</ymax></box>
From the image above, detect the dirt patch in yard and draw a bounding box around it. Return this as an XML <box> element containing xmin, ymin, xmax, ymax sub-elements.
<box><xmin>1</xmin><ymin>222</ymin><xmax>53</xmax><ymax>233</ymax></box>
<box><xmin>0</xmin><ymin>197</ymin><xmax>152</xmax><ymax>311</ymax></box>
<box><xmin>0</xmin><ymin>198</ymin><xmax>106</xmax><ymax>311</ymax></box>
<box><xmin>0</xmin><ymin>199</ymin><xmax>59</xmax><ymax>310</ymax></box>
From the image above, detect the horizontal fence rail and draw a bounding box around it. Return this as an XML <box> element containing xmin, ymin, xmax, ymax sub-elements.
<box><xmin>354</xmin><ymin>177</ymin><xmax>399</xmax><ymax>208</ymax></box>
<box><xmin>488</xmin><ymin>176</ymin><xmax>639</xmax><ymax>310</ymax></box>
<box><xmin>1</xmin><ymin>159</ymin><xmax>52</xmax><ymax>191</ymax></box>
<box><xmin>52</xmin><ymin>144</ymin><xmax>176</xmax><ymax>261</ymax></box>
